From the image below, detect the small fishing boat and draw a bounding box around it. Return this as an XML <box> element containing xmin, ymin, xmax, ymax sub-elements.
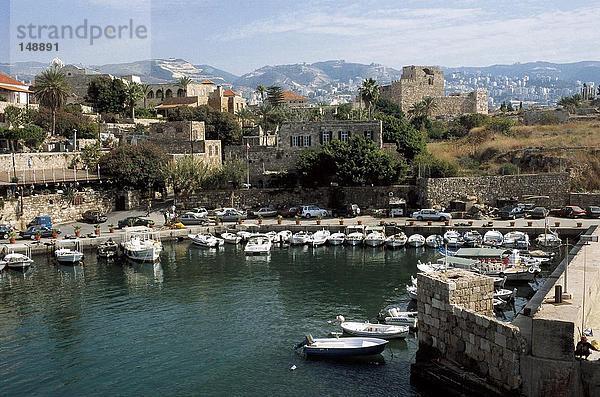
<box><xmin>236</xmin><ymin>230</ymin><xmax>253</xmax><ymax>242</ymax></box>
<box><xmin>483</xmin><ymin>230</ymin><xmax>504</xmax><ymax>247</ymax></box>
<box><xmin>1</xmin><ymin>243</ymin><xmax>34</xmax><ymax>270</ymax></box>
<box><xmin>380</xmin><ymin>308</ymin><xmax>418</xmax><ymax>328</ymax></box>
<box><xmin>221</xmin><ymin>232</ymin><xmax>242</xmax><ymax>245</ymax></box>
<box><xmin>121</xmin><ymin>227</ymin><xmax>162</xmax><ymax>262</ymax></box>
<box><xmin>493</xmin><ymin>276</ymin><xmax>507</xmax><ymax>288</ymax></box>
<box><xmin>97</xmin><ymin>238</ymin><xmax>119</xmax><ymax>259</ymax></box>
<box><xmin>299</xmin><ymin>335</ymin><xmax>388</xmax><ymax>358</ymax></box>
<box><xmin>274</xmin><ymin>230</ymin><xmax>292</xmax><ymax>244</ymax></box>
<box><xmin>188</xmin><ymin>233</ymin><xmax>224</xmax><ymax>248</ymax></box>
<box><xmin>416</xmin><ymin>260</ymin><xmax>443</xmax><ymax>273</ymax></box>
<box><xmin>425</xmin><ymin>234</ymin><xmax>443</xmax><ymax>248</ymax></box>
<box><xmin>291</xmin><ymin>231</ymin><xmax>312</xmax><ymax>245</ymax></box>
<box><xmin>503</xmin><ymin>231</ymin><xmax>529</xmax><ymax>249</ymax></box>
<box><xmin>463</xmin><ymin>230</ymin><xmax>482</xmax><ymax>247</ymax></box>
<box><xmin>494</xmin><ymin>288</ymin><xmax>514</xmax><ymax>300</ymax></box>
<box><xmin>244</xmin><ymin>234</ymin><xmax>272</xmax><ymax>255</ymax></box>
<box><xmin>340</xmin><ymin>322</ymin><xmax>409</xmax><ymax>339</ymax></box>
<box><xmin>344</xmin><ymin>225</ymin><xmax>365</xmax><ymax>246</ymax></box>
<box><xmin>55</xmin><ymin>239</ymin><xmax>84</xmax><ymax>265</ymax></box>
<box><xmin>443</xmin><ymin>230</ymin><xmax>464</xmax><ymax>248</ymax></box>
<box><xmin>535</xmin><ymin>233</ymin><xmax>561</xmax><ymax>248</ymax></box>
<box><xmin>265</xmin><ymin>231</ymin><xmax>278</xmax><ymax>242</ymax></box>
<box><xmin>407</xmin><ymin>234</ymin><xmax>425</xmax><ymax>248</ymax></box>
<box><xmin>327</xmin><ymin>232</ymin><xmax>346</xmax><ymax>246</ymax></box>
<box><xmin>309</xmin><ymin>229</ymin><xmax>330</xmax><ymax>247</ymax></box>
<box><xmin>406</xmin><ymin>284</ymin><xmax>418</xmax><ymax>300</ymax></box>
<box><xmin>386</xmin><ymin>232</ymin><xmax>408</xmax><ymax>248</ymax></box>
<box><xmin>364</xmin><ymin>226</ymin><xmax>386</xmax><ymax>247</ymax></box>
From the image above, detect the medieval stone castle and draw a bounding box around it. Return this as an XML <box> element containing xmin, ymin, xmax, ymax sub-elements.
<box><xmin>380</xmin><ymin>66</ymin><xmax>488</xmax><ymax>117</ymax></box>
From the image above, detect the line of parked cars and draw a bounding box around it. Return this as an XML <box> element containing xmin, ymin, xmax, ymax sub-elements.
<box><xmin>497</xmin><ymin>204</ymin><xmax>600</xmax><ymax>220</ymax></box>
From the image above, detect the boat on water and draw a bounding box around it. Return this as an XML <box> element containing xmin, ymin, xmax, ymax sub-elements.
<box><xmin>344</xmin><ymin>225</ymin><xmax>365</xmax><ymax>246</ymax></box>
<box><xmin>0</xmin><ymin>243</ymin><xmax>34</xmax><ymax>270</ymax></box>
<box><xmin>265</xmin><ymin>231</ymin><xmax>278</xmax><ymax>242</ymax></box>
<box><xmin>308</xmin><ymin>229</ymin><xmax>330</xmax><ymax>247</ymax></box>
<box><xmin>244</xmin><ymin>234</ymin><xmax>272</xmax><ymax>255</ymax></box>
<box><xmin>494</xmin><ymin>288</ymin><xmax>515</xmax><ymax>300</ymax></box>
<box><xmin>503</xmin><ymin>231</ymin><xmax>529</xmax><ymax>249</ymax></box>
<box><xmin>407</xmin><ymin>234</ymin><xmax>425</xmax><ymax>248</ymax></box>
<box><xmin>535</xmin><ymin>233</ymin><xmax>561</xmax><ymax>248</ymax></box>
<box><xmin>299</xmin><ymin>335</ymin><xmax>388</xmax><ymax>358</ymax></box>
<box><xmin>463</xmin><ymin>230</ymin><xmax>482</xmax><ymax>247</ymax></box>
<box><xmin>221</xmin><ymin>232</ymin><xmax>242</xmax><ymax>245</ymax></box>
<box><xmin>55</xmin><ymin>239</ymin><xmax>84</xmax><ymax>265</ymax></box>
<box><xmin>188</xmin><ymin>233</ymin><xmax>224</xmax><ymax>248</ymax></box>
<box><xmin>340</xmin><ymin>322</ymin><xmax>409</xmax><ymax>339</ymax></box>
<box><xmin>291</xmin><ymin>231</ymin><xmax>312</xmax><ymax>245</ymax></box>
<box><xmin>443</xmin><ymin>230</ymin><xmax>464</xmax><ymax>248</ymax></box>
<box><xmin>97</xmin><ymin>238</ymin><xmax>119</xmax><ymax>259</ymax></box>
<box><xmin>483</xmin><ymin>230</ymin><xmax>504</xmax><ymax>247</ymax></box>
<box><xmin>236</xmin><ymin>230</ymin><xmax>253</xmax><ymax>242</ymax></box>
<box><xmin>379</xmin><ymin>308</ymin><xmax>418</xmax><ymax>328</ymax></box>
<box><xmin>327</xmin><ymin>232</ymin><xmax>346</xmax><ymax>246</ymax></box>
<box><xmin>122</xmin><ymin>227</ymin><xmax>162</xmax><ymax>262</ymax></box>
<box><xmin>364</xmin><ymin>226</ymin><xmax>386</xmax><ymax>247</ymax></box>
<box><xmin>425</xmin><ymin>234</ymin><xmax>443</xmax><ymax>248</ymax></box>
<box><xmin>275</xmin><ymin>230</ymin><xmax>292</xmax><ymax>244</ymax></box>
<box><xmin>386</xmin><ymin>232</ymin><xmax>408</xmax><ymax>248</ymax></box>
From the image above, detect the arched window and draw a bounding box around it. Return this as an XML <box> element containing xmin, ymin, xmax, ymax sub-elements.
<box><xmin>165</xmin><ymin>89</ymin><xmax>173</xmax><ymax>98</ymax></box>
<box><xmin>147</xmin><ymin>91</ymin><xmax>154</xmax><ymax>99</ymax></box>
<box><xmin>156</xmin><ymin>89</ymin><xmax>164</xmax><ymax>99</ymax></box>
<box><xmin>177</xmin><ymin>89</ymin><xmax>185</xmax><ymax>97</ymax></box>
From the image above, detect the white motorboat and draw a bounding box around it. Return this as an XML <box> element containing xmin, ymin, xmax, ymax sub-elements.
<box><xmin>416</xmin><ymin>260</ymin><xmax>443</xmax><ymax>273</ymax></box>
<box><xmin>483</xmin><ymin>230</ymin><xmax>504</xmax><ymax>247</ymax></box>
<box><xmin>122</xmin><ymin>227</ymin><xmax>162</xmax><ymax>262</ymax></box>
<box><xmin>221</xmin><ymin>232</ymin><xmax>242</xmax><ymax>245</ymax></box>
<box><xmin>1</xmin><ymin>243</ymin><xmax>34</xmax><ymax>270</ymax></box>
<box><xmin>309</xmin><ymin>229</ymin><xmax>330</xmax><ymax>247</ymax></box>
<box><xmin>364</xmin><ymin>226</ymin><xmax>386</xmax><ymax>247</ymax></box>
<box><xmin>236</xmin><ymin>230</ymin><xmax>253</xmax><ymax>242</ymax></box>
<box><xmin>340</xmin><ymin>322</ymin><xmax>409</xmax><ymax>339</ymax></box>
<box><xmin>503</xmin><ymin>231</ymin><xmax>529</xmax><ymax>249</ymax></box>
<box><xmin>97</xmin><ymin>239</ymin><xmax>119</xmax><ymax>259</ymax></box>
<box><xmin>54</xmin><ymin>239</ymin><xmax>84</xmax><ymax>265</ymax></box>
<box><xmin>386</xmin><ymin>232</ymin><xmax>408</xmax><ymax>248</ymax></box>
<box><xmin>535</xmin><ymin>233</ymin><xmax>561</xmax><ymax>248</ymax></box>
<box><xmin>463</xmin><ymin>230</ymin><xmax>482</xmax><ymax>247</ymax></box>
<box><xmin>274</xmin><ymin>230</ymin><xmax>292</xmax><ymax>244</ymax></box>
<box><xmin>188</xmin><ymin>233</ymin><xmax>224</xmax><ymax>248</ymax></box>
<box><xmin>344</xmin><ymin>225</ymin><xmax>365</xmax><ymax>246</ymax></box>
<box><xmin>494</xmin><ymin>288</ymin><xmax>514</xmax><ymax>300</ymax></box>
<box><xmin>381</xmin><ymin>308</ymin><xmax>418</xmax><ymax>328</ymax></box>
<box><xmin>244</xmin><ymin>234</ymin><xmax>272</xmax><ymax>255</ymax></box>
<box><xmin>291</xmin><ymin>231</ymin><xmax>312</xmax><ymax>245</ymax></box>
<box><xmin>407</xmin><ymin>234</ymin><xmax>425</xmax><ymax>248</ymax></box>
<box><xmin>327</xmin><ymin>232</ymin><xmax>346</xmax><ymax>246</ymax></box>
<box><xmin>443</xmin><ymin>230</ymin><xmax>464</xmax><ymax>248</ymax></box>
<box><xmin>406</xmin><ymin>284</ymin><xmax>418</xmax><ymax>300</ymax></box>
<box><xmin>425</xmin><ymin>234</ymin><xmax>443</xmax><ymax>248</ymax></box>
<box><xmin>265</xmin><ymin>231</ymin><xmax>277</xmax><ymax>242</ymax></box>
<box><xmin>299</xmin><ymin>336</ymin><xmax>388</xmax><ymax>357</ymax></box>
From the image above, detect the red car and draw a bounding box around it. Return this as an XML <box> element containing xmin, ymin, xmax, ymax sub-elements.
<box><xmin>551</xmin><ymin>206</ymin><xmax>587</xmax><ymax>218</ymax></box>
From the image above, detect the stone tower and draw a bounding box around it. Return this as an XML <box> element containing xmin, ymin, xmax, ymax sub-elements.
<box><xmin>381</xmin><ymin>66</ymin><xmax>445</xmax><ymax>113</ymax></box>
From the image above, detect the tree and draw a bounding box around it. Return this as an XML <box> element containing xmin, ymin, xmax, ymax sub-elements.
<box><xmin>33</xmin><ymin>107</ymin><xmax>99</xmax><ymax>139</ymax></box>
<box><xmin>202</xmin><ymin>159</ymin><xmax>247</xmax><ymax>189</ymax></box>
<box><xmin>140</xmin><ymin>84</ymin><xmax>151</xmax><ymax>108</ymax></box>
<box><xmin>3</xmin><ymin>105</ymin><xmax>26</xmax><ymax>129</ymax></box>
<box><xmin>177</xmin><ymin>76</ymin><xmax>193</xmax><ymax>96</ymax></box>
<box><xmin>236</xmin><ymin>107</ymin><xmax>256</xmax><ymax>128</ymax></box>
<box><xmin>162</xmin><ymin>155</ymin><xmax>210</xmax><ymax>200</ymax></box>
<box><xmin>99</xmin><ymin>143</ymin><xmax>168</xmax><ymax>190</ymax></box>
<box><xmin>86</xmin><ymin>76</ymin><xmax>127</xmax><ymax>114</ymax></box>
<box><xmin>374</xmin><ymin>98</ymin><xmax>404</xmax><ymax>119</ymax></box>
<box><xmin>266</xmin><ymin>86</ymin><xmax>284</xmax><ymax>107</ymax></box>
<box><xmin>33</xmin><ymin>66</ymin><xmax>70</xmax><ymax>135</ymax></box>
<box><xmin>359</xmin><ymin>78</ymin><xmax>380</xmax><ymax>119</ymax></box>
<box><xmin>412</xmin><ymin>152</ymin><xmax>458</xmax><ymax>178</ymax></box>
<box><xmin>79</xmin><ymin>142</ymin><xmax>102</xmax><ymax>169</ymax></box>
<box><xmin>421</xmin><ymin>97</ymin><xmax>438</xmax><ymax>117</ymax></box>
<box><xmin>0</xmin><ymin>124</ymin><xmax>46</xmax><ymax>151</ymax></box>
<box><xmin>558</xmin><ymin>94</ymin><xmax>582</xmax><ymax>113</ymax></box>
<box><xmin>167</xmin><ymin>105</ymin><xmax>242</xmax><ymax>144</ymax></box>
<box><xmin>408</xmin><ymin>101</ymin><xmax>426</xmax><ymax>119</ymax></box>
<box><xmin>124</xmin><ymin>81</ymin><xmax>143</xmax><ymax>119</ymax></box>
<box><xmin>255</xmin><ymin>85</ymin><xmax>266</xmax><ymax>102</ymax></box>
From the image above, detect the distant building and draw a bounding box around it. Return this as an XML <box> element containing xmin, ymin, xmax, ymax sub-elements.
<box><xmin>581</xmin><ymin>83</ymin><xmax>596</xmax><ymax>100</ymax></box>
<box><xmin>0</xmin><ymin>73</ymin><xmax>36</xmax><ymax>125</ymax></box>
<box><xmin>62</xmin><ymin>64</ymin><xmax>117</xmax><ymax>105</ymax></box>
<box><xmin>278</xmin><ymin>120</ymin><xmax>383</xmax><ymax>150</ymax></box>
<box><xmin>155</xmin><ymin>96</ymin><xmax>202</xmax><ymax>116</ymax></box>
<box><xmin>281</xmin><ymin>90</ymin><xmax>309</xmax><ymax>108</ymax></box>
<box><xmin>380</xmin><ymin>65</ymin><xmax>488</xmax><ymax>117</ymax></box>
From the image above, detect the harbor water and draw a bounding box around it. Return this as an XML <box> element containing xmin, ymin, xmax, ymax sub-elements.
<box><xmin>0</xmin><ymin>242</ymin><xmax>531</xmax><ymax>396</ymax></box>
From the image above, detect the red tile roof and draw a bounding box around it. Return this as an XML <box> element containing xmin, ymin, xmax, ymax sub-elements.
<box><xmin>0</xmin><ymin>73</ymin><xmax>27</xmax><ymax>87</ymax></box>
<box><xmin>281</xmin><ymin>90</ymin><xmax>307</xmax><ymax>101</ymax></box>
<box><xmin>155</xmin><ymin>96</ymin><xmax>199</xmax><ymax>109</ymax></box>
<box><xmin>200</xmin><ymin>79</ymin><xmax>215</xmax><ymax>85</ymax></box>
<box><xmin>223</xmin><ymin>89</ymin><xmax>237</xmax><ymax>97</ymax></box>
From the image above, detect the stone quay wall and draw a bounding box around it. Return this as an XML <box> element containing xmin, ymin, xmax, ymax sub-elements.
<box><xmin>419</xmin><ymin>172</ymin><xmax>570</xmax><ymax>208</ymax></box>
<box><xmin>0</xmin><ymin>190</ymin><xmax>114</xmax><ymax>227</ymax></box>
<box><xmin>570</xmin><ymin>192</ymin><xmax>600</xmax><ymax>208</ymax></box>
<box><xmin>416</xmin><ymin>269</ymin><xmax>525</xmax><ymax>392</ymax></box>
<box><xmin>0</xmin><ymin>152</ymin><xmax>78</xmax><ymax>174</ymax></box>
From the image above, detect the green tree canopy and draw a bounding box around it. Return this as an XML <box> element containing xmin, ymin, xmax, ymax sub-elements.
<box><xmin>87</xmin><ymin>76</ymin><xmax>127</xmax><ymax>114</ymax></box>
<box><xmin>412</xmin><ymin>152</ymin><xmax>459</xmax><ymax>178</ymax></box>
<box><xmin>33</xmin><ymin>66</ymin><xmax>70</xmax><ymax>135</ymax></box>
<box><xmin>266</xmin><ymin>86</ymin><xmax>284</xmax><ymax>107</ymax></box>
<box><xmin>99</xmin><ymin>143</ymin><xmax>168</xmax><ymax>189</ymax></box>
<box><xmin>167</xmin><ymin>105</ymin><xmax>242</xmax><ymax>144</ymax></box>
<box><xmin>33</xmin><ymin>107</ymin><xmax>98</xmax><ymax>139</ymax></box>
<box><xmin>162</xmin><ymin>155</ymin><xmax>210</xmax><ymax>199</ymax></box>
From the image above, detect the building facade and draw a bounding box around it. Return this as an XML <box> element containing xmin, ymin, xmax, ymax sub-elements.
<box><xmin>381</xmin><ymin>65</ymin><xmax>488</xmax><ymax>117</ymax></box>
<box><xmin>278</xmin><ymin>120</ymin><xmax>383</xmax><ymax>150</ymax></box>
<box><xmin>0</xmin><ymin>73</ymin><xmax>36</xmax><ymax>124</ymax></box>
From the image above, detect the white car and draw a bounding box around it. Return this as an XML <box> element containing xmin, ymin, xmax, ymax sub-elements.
<box><xmin>185</xmin><ymin>207</ymin><xmax>208</xmax><ymax>218</ymax></box>
<box><xmin>411</xmin><ymin>209</ymin><xmax>452</xmax><ymax>221</ymax></box>
<box><xmin>300</xmin><ymin>205</ymin><xmax>328</xmax><ymax>218</ymax></box>
<box><xmin>214</xmin><ymin>207</ymin><xmax>240</xmax><ymax>217</ymax></box>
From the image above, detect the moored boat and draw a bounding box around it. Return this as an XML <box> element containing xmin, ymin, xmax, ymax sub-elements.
<box><xmin>327</xmin><ymin>232</ymin><xmax>346</xmax><ymax>246</ymax></box>
<box><xmin>1</xmin><ymin>243</ymin><xmax>34</xmax><ymax>270</ymax></box>
<box><xmin>425</xmin><ymin>234</ymin><xmax>443</xmax><ymax>248</ymax></box>
<box><xmin>364</xmin><ymin>226</ymin><xmax>386</xmax><ymax>247</ymax></box>
<box><xmin>407</xmin><ymin>234</ymin><xmax>425</xmax><ymax>248</ymax></box>
<box><xmin>535</xmin><ymin>233</ymin><xmax>561</xmax><ymax>248</ymax></box>
<box><xmin>299</xmin><ymin>335</ymin><xmax>388</xmax><ymax>357</ymax></box>
<box><xmin>275</xmin><ymin>230</ymin><xmax>292</xmax><ymax>244</ymax></box>
<box><xmin>188</xmin><ymin>233</ymin><xmax>224</xmax><ymax>248</ymax></box>
<box><xmin>386</xmin><ymin>232</ymin><xmax>408</xmax><ymax>248</ymax></box>
<box><xmin>55</xmin><ymin>239</ymin><xmax>84</xmax><ymax>265</ymax></box>
<box><xmin>406</xmin><ymin>284</ymin><xmax>418</xmax><ymax>300</ymax></box>
<box><xmin>503</xmin><ymin>231</ymin><xmax>529</xmax><ymax>249</ymax></box>
<box><xmin>340</xmin><ymin>322</ymin><xmax>409</xmax><ymax>339</ymax></box>
<box><xmin>379</xmin><ymin>308</ymin><xmax>418</xmax><ymax>328</ymax></box>
<box><xmin>463</xmin><ymin>230</ymin><xmax>482</xmax><ymax>247</ymax></box>
<box><xmin>97</xmin><ymin>238</ymin><xmax>119</xmax><ymax>259</ymax></box>
<box><xmin>443</xmin><ymin>230</ymin><xmax>464</xmax><ymax>248</ymax></box>
<box><xmin>291</xmin><ymin>231</ymin><xmax>312</xmax><ymax>245</ymax></box>
<box><xmin>244</xmin><ymin>234</ymin><xmax>272</xmax><ymax>255</ymax></box>
<box><xmin>344</xmin><ymin>225</ymin><xmax>365</xmax><ymax>246</ymax></box>
<box><xmin>483</xmin><ymin>230</ymin><xmax>504</xmax><ymax>247</ymax></box>
<box><xmin>221</xmin><ymin>232</ymin><xmax>242</xmax><ymax>245</ymax></box>
<box><xmin>122</xmin><ymin>227</ymin><xmax>162</xmax><ymax>262</ymax></box>
<box><xmin>309</xmin><ymin>229</ymin><xmax>330</xmax><ymax>247</ymax></box>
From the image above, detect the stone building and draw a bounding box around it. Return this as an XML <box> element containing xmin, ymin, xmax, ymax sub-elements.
<box><xmin>146</xmin><ymin>121</ymin><xmax>221</xmax><ymax>168</ymax></box>
<box><xmin>62</xmin><ymin>64</ymin><xmax>118</xmax><ymax>105</ymax></box>
<box><xmin>281</xmin><ymin>90</ymin><xmax>309</xmax><ymax>108</ymax></box>
<box><xmin>0</xmin><ymin>73</ymin><xmax>36</xmax><ymax>125</ymax></box>
<box><xmin>208</xmin><ymin>87</ymin><xmax>246</xmax><ymax>114</ymax></box>
<box><xmin>381</xmin><ymin>65</ymin><xmax>488</xmax><ymax>117</ymax></box>
<box><xmin>278</xmin><ymin>120</ymin><xmax>383</xmax><ymax>150</ymax></box>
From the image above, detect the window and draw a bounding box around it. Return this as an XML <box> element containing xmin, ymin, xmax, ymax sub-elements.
<box><xmin>340</xmin><ymin>131</ymin><xmax>349</xmax><ymax>142</ymax></box>
<box><xmin>321</xmin><ymin>131</ymin><xmax>330</xmax><ymax>145</ymax></box>
<box><xmin>147</xmin><ymin>91</ymin><xmax>154</xmax><ymax>99</ymax></box>
<box><xmin>303</xmin><ymin>136</ymin><xmax>311</xmax><ymax>147</ymax></box>
<box><xmin>291</xmin><ymin>136</ymin><xmax>301</xmax><ymax>147</ymax></box>
<box><xmin>209</xmin><ymin>146</ymin><xmax>213</xmax><ymax>156</ymax></box>
<box><xmin>165</xmin><ymin>89</ymin><xmax>173</xmax><ymax>98</ymax></box>
<box><xmin>364</xmin><ymin>130</ymin><xmax>373</xmax><ymax>140</ymax></box>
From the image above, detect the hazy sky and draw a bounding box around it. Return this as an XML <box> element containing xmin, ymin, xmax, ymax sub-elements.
<box><xmin>2</xmin><ymin>0</ymin><xmax>600</xmax><ymax>75</ymax></box>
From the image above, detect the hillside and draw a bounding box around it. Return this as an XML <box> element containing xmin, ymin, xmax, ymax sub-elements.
<box><xmin>428</xmin><ymin>119</ymin><xmax>600</xmax><ymax>191</ymax></box>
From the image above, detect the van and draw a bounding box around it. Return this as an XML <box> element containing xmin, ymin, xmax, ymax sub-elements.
<box><xmin>28</xmin><ymin>215</ymin><xmax>53</xmax><ymax>229</ymax></box>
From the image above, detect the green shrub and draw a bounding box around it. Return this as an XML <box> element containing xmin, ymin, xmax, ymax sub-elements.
<box><xmin>486</xmin><ymin>117</ymin><xmax>515</xmax><ymax>135</ymax></box>
<box><xmin>498</xmin><ymin>163</ymin><xmax>519</xmax><ymax>175</ymax></box>
<box><xmin>413</xmin><ymin>152</ymin><xmax>459</xmax><ymax>178</ymax></box>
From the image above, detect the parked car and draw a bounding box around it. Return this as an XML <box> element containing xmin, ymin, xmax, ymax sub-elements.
<box><xmin>527</xmin><ymin>207</ymin><xmax>549</xmax><ymax>219</ymax></box>
<box><xmin>586</xmin><ymin>206</ymin><xmax>600</xmax><ymax>219</ymax></box>
<box><xmin>82</xmin><ymin>210</ymin><xmax>108</xmax><ymax>223</ymax></box>
<box><xmin>498</xmin><ymin>205</ymin><xmax>527</xmax><ymax>220</ymax></box>
<box><xmin>214</xmin><ymin>208</ymin><xmax>240</xmax><ymax>217</ymax></box>
<box><xmin>551</xmin><ymin>206</ymin><xmax>587</xmax><ymax>218</ymax></box>
<box><xmin>300</xmin><ymin>205</ymin><xmax>329</xmax><ymax>219</ymax></box>
<box><xmin>331</xmin><ymin>204</ymin><xmax>361</xmax><ymax>218</ymax></box>
<box><xmin>28</xmin><ymin>215</ymin><xmax>52</xmax><ymax>229</ymax></box>
<box><xmin>216</xmin><ymin>209</ymin><xmax>247</xmax><ymax>223</ymax></box>
<box><xmin>277</xmin><ymin>206</ymin><xmax>300</xmax><ymax>218</ymax></box>
<box><xmin>251</xmin><ymin>207</ymin><xmax>278</xmax><ymax>218</ymax></box>
<box><xmin>178</xmin><ymin>213</ymin><xmax>211</xmax><ymax>225</ymax></box>
<box><xmin>0</xmin><ymin>224</ymin><xmax>14</xmax><ymax>239</ymax></box>
<box><xmin>20</xmin><ymin>226</ymin><xmax>56</xmax><ymax>239</ymax></box>
<box><xmin>185</xmin><ymin>208</ymin><xmax>208</xmax><ymax>218</ymax></box>
<box><xmin>411</xmin><ymin>209</ymin><xmax>452</xmax><ymax>221</ymax></box>
<box><xmin>117</xmin><ymin>216</ymin><xmax>155</xmax><ymax>228</ymax></box>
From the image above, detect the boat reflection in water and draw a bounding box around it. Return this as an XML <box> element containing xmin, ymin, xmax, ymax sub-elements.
<box><xmin>123</xmin><ymin>258</ymin><xmax>164</xmax><ymax>287</ymax></box>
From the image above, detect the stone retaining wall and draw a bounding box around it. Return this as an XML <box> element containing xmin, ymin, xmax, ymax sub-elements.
<box><xmin>416</xmin><ymin>269</ymin><xmax>525</xmax><ymax>392</ymax></box>
<box><xmin>0</xmin><ymin>152</ymin><xmax>78</xmax><ymax>174</ymax></box>
<box><xmin>419</xmin><ymin>172</ymin><xmax>570</xmax><ymax>208</ymax></box>
<box><xmin>570</xmin><ymin>192</ymin><xmax>600</xmax><ymax>208</ymax></box>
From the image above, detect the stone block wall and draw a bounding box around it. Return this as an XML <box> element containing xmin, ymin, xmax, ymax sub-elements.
<box><xmin>419</xmin><ymin>172</ymin><xmax>570</xmax><ymax>208</ymax></box>
<box><xmin>0</xmin><ymin>152</ymin><xmax>78</xmax><ymax>173</ymax></box>
<box><xmin>570</xmin><ymin>193</ymin><xmax>600</xmax><ymax>208</ymax></box>
<box><xmin>433</xmin><ymin>91</ymin><xmax>488</xmax><ymax>117</ymax></box>
<box><xmin>278</xmin><ymin>120</ymin><xmax>383</xmax><ymax>150</ymax></box>
<box><xmin>416</xmin><ymin>269</ymin><xmax>525</xmax><ymax>392</ymax></box>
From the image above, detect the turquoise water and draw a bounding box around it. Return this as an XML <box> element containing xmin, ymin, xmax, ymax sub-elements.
<box><xmin>0</xmin><ymin>243</ymin><xmax>441</xmax><ymax>396</ymax></box>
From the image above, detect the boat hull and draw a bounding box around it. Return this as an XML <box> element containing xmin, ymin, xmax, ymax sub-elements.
<box><xmin>124</xmin><ymin>247</ymin><xmax>160</xmax><ymax>262</ymax></box>
<box><xmin>304</xmin><ymin>338</ymin><xmax>388</xmax><ymax>357</ymax></box>
<box><xmin>341</xmin><ymin>323</ymin><xmax>408</xmax><ymax>339</ymax></box>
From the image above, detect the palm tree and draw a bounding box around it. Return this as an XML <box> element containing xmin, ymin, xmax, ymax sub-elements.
<box><xmin>255</xmin><ymin>85</ymin><xmax>266</xmax><ymax>102</ymax></box>
<box><xmin>408</xmin><ymin>101</ymin><xmax>425</xmax><ymax>119</ymax></box>
<box><xmin>140</xmin><ymin>84</ymin><xmax>151</xmax><ymax>108</ymax></box>
<box><xmin>177</xmin><ymin>76</ymin><xmax>193</xmax><ymax>96</ymax></box>
<box><xmin>34</xmin><ymin>66</ymin><xmax>70</xmax><ymax>135</ymax></box>
<box><xmin>236</xmin><ymin>107</ymin><xmax>255</xmax><ymax>128</ymax></box>
<box><xmin>421</xmin><ymin>97</ymin><xmax>437</xmax><ymax>118</ymax></box>
<box><xmin>359</xmin><ymin>78</ymin><xmax>380</xmax><ymax>119</ymax></box>
<box><xmin>124</xmin><ymin>82</ymin><xmax>143</xmax><ymax>119</ymax></box>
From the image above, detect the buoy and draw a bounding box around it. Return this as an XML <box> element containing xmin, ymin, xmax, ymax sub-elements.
<box><xmin>290</xmin><ymin>365</ymin><xmax>297</xmax><ymax>371</ymax></box>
